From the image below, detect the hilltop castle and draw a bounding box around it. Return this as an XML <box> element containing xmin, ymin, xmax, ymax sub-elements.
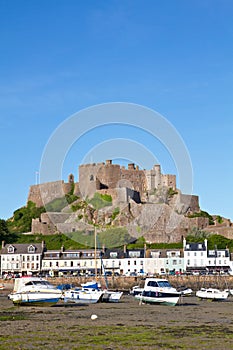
<box><xmin>28</xmin><ymin>160</ymin><xmax>204</xmax><ymax>240</ymax></box>
<box><xmin>28</xmin><ymin>160</ymin><xmax>177</xmax><ymax>206</ymax></box>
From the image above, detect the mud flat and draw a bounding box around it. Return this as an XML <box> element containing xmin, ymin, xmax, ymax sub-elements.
<box><xmin>1</xmin><ymin>288</ymin><xmax>233</xmax><ymax>350</ymax></box>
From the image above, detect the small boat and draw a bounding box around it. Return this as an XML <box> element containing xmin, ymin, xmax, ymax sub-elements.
<box><xmin>177</xmin><ymin>287</ymin><xmax>193</xmax><ymax>296</ymax></box>
<box><xmin>83</xmin><ymin>281</ymin><xmax>123</xmax><ymax>303</ymax></box>
<box><xmin>135</xmin><ymin>278</ymin><xmax>181</xmax><ymax>306</ymax></box>
<box><xmin>8</xmin><ymin>277</ymin><xmax>62</xmax><ymax>306</ymax></box>
<box><xmin>63</xmin><ymin>282</ymin><xmax>103</xmax><ymax>304</ymax></box>
<box><xmin>130</xmin><ymin>285</ymin><xmax>144</xmax><ymax>296</ymax></box>
<box><xmin>196</xmin><ymin>288</ymin><xmax>229</xmax><ymax>301</ymax></box>
<box><xmin>64</xmin><ymin>280</ymin><xmax>123</xmax><ymax>304</ymax></box>
<box><xmin>101</xmin><ymin>290</ymin><xmax>123</xmax><ymax>303</ymax></box>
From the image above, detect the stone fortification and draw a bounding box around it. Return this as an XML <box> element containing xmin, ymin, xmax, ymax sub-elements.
<box><xmin>28</xmin><ymin>160</ymin><xmax>206</xmax><ymax>242</ymax></box>
<box><xmin>78</xmin><ymin>160</ymin><xmax>174</xmax><ymax>201</ymax></box>
<box><xmin>28</xmin><ymin>176</ymin><xmax>80</xmax><ymax>208</ymax></box>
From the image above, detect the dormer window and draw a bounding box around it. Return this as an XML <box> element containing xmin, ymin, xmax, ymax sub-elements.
<box><xmin>8</xmin><ymin>245</ymin><xmax>15</xmax><ymax>253</ymax></box>
<box><xmin>28</xmin><ymin>245</ymin><xmax>35</xmax><ymax>253</ymax></box>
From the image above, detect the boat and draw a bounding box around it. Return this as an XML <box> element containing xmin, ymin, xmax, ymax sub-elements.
<box><xmin>135</xmin><ymin>278</ymin><xmax>181</xmax><ymax>306</ymax></box>
<box><xmin>63</xmin><ymin>280</ymin><xmax>123</xmax><ymax>304</ymax></box>
<box><xmin>83</xmin><ymin>281</ymin><xmax>123</xmax><ymax>303</ymax></box>
<box><xmin>8</xmin><ymin>276</ymin><xmax>62</xmax><ymax>306</ymax></box>
<box><xmin>130</xmin><ymin>285</ymin><xmax>144</xmax><ymax>296</ymax></box>
<box><xmin>196</xmin><ymin>288</ymin><xmax>229</xmax><ymax>301</ymax></box>
<box><xmin>101</xmin><ymin>289</ymin><xmax>123</xmax><ymax>303</ymax></box>
<box><xmin>177</xmin><ymin>287</ymin><xmax>193</xmax><ymax>296</ymax></box>
<box><xmin>63</xmin><ymin>281</ymin><xmax>103</xmax><ymax>304</ymax></box>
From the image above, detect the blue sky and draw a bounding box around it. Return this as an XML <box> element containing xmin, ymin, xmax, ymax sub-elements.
<box><xmin>0</xmin><ymin>0</ymin><xmax>233</xmax><ymax>221</ymax></box>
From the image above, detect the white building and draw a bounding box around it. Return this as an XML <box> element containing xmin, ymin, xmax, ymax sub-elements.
<box><xmin>0</xmin><ymin>242</ymin><xmax>45</xmax><ymax>276</ymax></box>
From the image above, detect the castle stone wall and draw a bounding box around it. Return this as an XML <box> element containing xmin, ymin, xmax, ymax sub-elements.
<box><xmin>28</xmin><ymin>180</ymin><xmax>80</xmax><ymax>208</ymax></box>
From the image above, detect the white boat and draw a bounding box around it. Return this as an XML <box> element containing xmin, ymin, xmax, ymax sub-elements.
<box><xmin>178</xmin><ymin>287</ymin><xmax>193</xmax><ymax>296</ymax></box>
<box><xmin>83</xmin><ymin>281</ymin><xmax>123</xmax><ymax>303</ymax></box>
<box><xmin>101</xmin><ymin>290</ymin><xmax>123</xmax><ymax>302</ymax></box>
<box><xmin>196</xmin><ymin>288</ymin><xmax>229</xmax><ymax>301</ymax></box>
<box><xmin>64</xmin><ymin>280</ymin><xmax>123</xmax><ymax>304</ymax></box>
<box><xmin>135</xmin><ymin>278</ymin><xmax>181</xmax><ymax>306</ymax></box>
<box><xmin>63</xmin><ymin>282</ymin><xmax>103</xmax><ymax>304</ymax></box>
<box><xmin>8</xmin><ymin>277</ymin><xmax>62</xmax><ymax>306</ymax></box>
<box><xmin>130</xmin><ymin>285</ymin><xmax>144</xmax><ymax>296</ymax></box>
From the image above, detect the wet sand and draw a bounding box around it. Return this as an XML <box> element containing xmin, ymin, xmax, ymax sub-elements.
<box><xmin>0</xmin><ymin>288</ymin><xmax>233</xmax><ymax>349</ymax></box>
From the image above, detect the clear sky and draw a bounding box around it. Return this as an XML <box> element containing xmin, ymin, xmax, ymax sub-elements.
<box><xmin>0</xmin><ymin>0</ymin><xmax>232</xmax><ymax>221</ymax></box>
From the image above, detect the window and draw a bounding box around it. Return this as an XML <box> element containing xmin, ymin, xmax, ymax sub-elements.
<box><xmin>129</xmin><ymin>251</ymin><xmax>140</xmax><ymax>258</ymax></box>
<box><xmin>7</xmin><ymin>245</ymin><xmax>14</xmax><ymax>253</ymax></box>
<box><xmin>28</xmin><ymin>245</ymin><xmax>35</xmax><ymax>253</ymax></box>
<box><xmin>128</xmin><ymin>260</ymin><xmax>130</xmax><ymax>265</ymax></box>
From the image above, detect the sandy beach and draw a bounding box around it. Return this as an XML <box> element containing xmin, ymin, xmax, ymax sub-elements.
<box><xmin>1</xmin><ymin>284</ymin><xmax>233</xmax><ymax>350</ymax></box>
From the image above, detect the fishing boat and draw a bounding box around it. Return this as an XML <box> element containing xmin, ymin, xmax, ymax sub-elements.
<box><xmin>8</xmin><ymin>276</ymin><xmax>62</xmax><ymax>306</ymax></box>
<box><xmin>196</xmin><ymin>288</ymin><xmax>229</xmax><ymax>301</ymax></box>
<box><xmin>135</xmin><ymin>278</ymin><xmax>181</xmax><ymax>306</ymax></box>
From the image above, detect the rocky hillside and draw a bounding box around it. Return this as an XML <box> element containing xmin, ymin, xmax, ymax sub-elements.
<box><xmin>26</xmin><ymin>184</ymin><xmax>233</xmax><ymax>244</ymax></box>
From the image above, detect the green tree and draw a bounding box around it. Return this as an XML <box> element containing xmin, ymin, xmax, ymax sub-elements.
<box><xmin>0</xmin><ymin>219</ymin><xmax>11</xmax><ymax>243</ymax></box>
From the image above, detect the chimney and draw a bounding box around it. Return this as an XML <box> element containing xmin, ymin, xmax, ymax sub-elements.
<box><xmin>106</xmin><ymin>160</ymin><xmax>112</xmax><ymax>165</ymax></box>
<box><xmin>123</xmin><ymin>245</ymin><xmax>127</xmax><ymax>254</ymax></box>
<box><xmin>61</xmin><ymin>245</ymin><xmax>65</xmax><ymax>252</ymax></box>
<box><xmin>41</xmin><ymin>240</ymin><xmax>46</xmax><ymax>250</ymax></box>
<box><xmin>183</xmin><ymin>237</ymin><xmax>186</xmax><ymax>249</ymax></box>
<box><xmin>2</xmin><ymin>241</ymin><xmax>5</xmax><ymax>249</ymax></box>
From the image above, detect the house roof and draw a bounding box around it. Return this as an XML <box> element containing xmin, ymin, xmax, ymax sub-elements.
<box><xmin>0</xmin><ymin>243</ymin><xmax>44</xmax><ymax>255</ymax></box>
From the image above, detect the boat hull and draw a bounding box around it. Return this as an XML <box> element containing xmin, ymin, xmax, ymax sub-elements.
<box><xmin>101</xmin><ymin>291</ymin><xmax>123</xmax><ymax>303</ymax></box>
<box><xmin>9</xmin><ymin>292</ymin><xmax>61</xmax><ymax>306</ymax></box>
<box><xmin>64</xmin><ymin>289</ymin><xmax>103</xmax><ymax>304</ymax></box>
<box><xmin>136</xmin><ymin>291</ymin><xmax>180</xmax><ymax>306</ymax></box>
<box><xmin>196</xmin><ymin>288</ymin><xmax>229</xmax><ymax>301</ymax></box>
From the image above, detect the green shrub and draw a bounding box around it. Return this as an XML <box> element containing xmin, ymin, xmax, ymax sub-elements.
<box><xmin>87</xmin><ymin>192</ymin><xmax>112</xmax><ymax>210</ymax></box>
<box><xmin>7</xmin><ymin>202</ymin><xmax>46</xmax><ymax>233</ymax></box>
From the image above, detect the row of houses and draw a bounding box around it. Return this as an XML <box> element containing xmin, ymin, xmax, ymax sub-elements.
<box><xmin>0</xmin><ymin>238</ymin><xmax>232</xmax><ymax>277</ymax></box>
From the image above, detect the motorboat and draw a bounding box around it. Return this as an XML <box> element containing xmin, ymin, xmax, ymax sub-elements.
<box><xmin>82</xmin><ymin>281</ymin><xmax>123</xmax><ymax>303</ymax></box>
<box><xmin>130</xmin><ymin>285</ymin><xmax>144</xmax><ymax>296</ymax></box>
<box><xmin>101</xmin><ymin>289</ymin><xmax>123</xmax><ymax>302</ymax></box>
<box><xmin>196</xmin><ymin>288</ymin><xmax>229</xmax><ymax>301</ymax></box>
<box><xmin>8</xmin><ymin>276</ymin><xmax>62</xmax><ymax>306</ymax></box>
<box><xmin>177</xmin><ymin>287</ymin><xmax>193</xmax><ymax>296</ymax></box>
<box><xmin>135</xmin><ymin>278</ymin><xmax>181</xmax><ymax>306</ymax></box>
<box><xmin>63</xmin><ymin>280</ymin><xmax>123</xmax><ymax>304</ymax></box>
<box><xmin>63</xmin><ymin>281</ymin><xmax>103</xmax><ymax>304</ymax></box>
